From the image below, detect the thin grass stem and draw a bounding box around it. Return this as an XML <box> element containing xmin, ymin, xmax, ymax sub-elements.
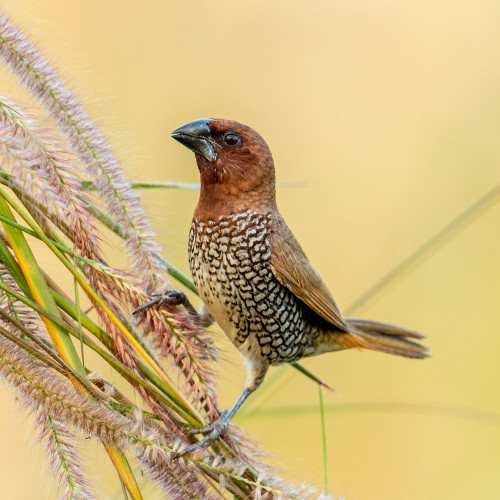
<box><xmin>86</xmin><ymin>199</ymin><xmax>198</xmax><ymax>294</ymax></box>
<box><xmin>318</xmin><ymin>386</ymin><xmax>328</xmax><ymax>494</ymax></box>
<box><xmin>0</xmin><ymin>185</ymin><xmax>205</xmax><ymax>426</ymax></box>
<box><xmin>344</xmin><ymin>182</ymin><xmax>500</xmax><ymax>315</ymax></box>
<box><xmin>0</xmin><ymin>212</ymin><xmax>110</xmax><ymax>268</ymax></box>
<box><xmin>0</xmin><ymin>306</ymin><xmax>68</xmax><ymax>372</ymax></box>
<box><xmin>291</xmin><ymin>362</ymin><xmax>336</xmax><ymax>392</ymax></box>
<box><xmin>0</xmin><ymin>236</ymin><xmax>32</xmax><ymax>299</ymax></box>
<box><xmin>0</xmin><ymin>323</ymin><xmax>71</xmax><ymax>377</ymax></box>
<box><xmin>240</xmin><ymin>401</ymin><xmax>500</xmax><ymax>426</ymax></box>
<box><xmin>73</xmin><ymin>269</ymin><xmax>84</xmax><ymax>367</ymax></box>
<box><xmin>0</xmin><ymin>278</ymin><xmax>199</xmax><ymax>424</ymax></box>
<box><xmin>0</xmin><ymin>195</ymin><xmax>85</xmax><ymax>375</ymax></box>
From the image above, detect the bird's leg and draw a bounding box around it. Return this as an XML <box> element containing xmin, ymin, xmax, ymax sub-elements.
<box><xmin>133</xmin><ymin>290</ymin><xmax>214</xmax><ymax>328</ymax></box>
<box><xmin>177</xmin><ymin>388</ymin><xmax>252</xmax><ymax>457</ymax></box>
<box><xmin>177</xmin><ymin>358</ymin><xmax>268</xmax><ymax>457</ymax></box>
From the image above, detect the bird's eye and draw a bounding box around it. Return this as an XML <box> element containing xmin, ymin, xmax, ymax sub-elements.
<box><xmin>223</xmin><ymin>132</ymin><xmax>241</xmax><ymax>148</ymax></box>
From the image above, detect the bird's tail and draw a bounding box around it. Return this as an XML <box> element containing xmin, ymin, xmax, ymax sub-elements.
<box><xmin>339</xmin><ymin>318</ymin><xmax>429</xmax><ymax>359</ymax></box>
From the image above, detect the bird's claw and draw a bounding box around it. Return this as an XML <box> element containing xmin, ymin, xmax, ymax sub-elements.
<box><xmin>186</xmin><ymin>425</ymin><xmax>210</xmax><ymax>436</ymax></box>
<box><xmin>133</xmin><ymin>290</ymin><xmax>187</xmax><ymax>315</ymax></box>
<box><xmin>175</xmin><ymin>410</ymin><xmax>231</xmax><ymax>458</ymax></box>
<box><xmin>132</xmin><ymin>296</ymin><xmax>162</xmax><ymax>315</ymax></box>
<box><xmin>187</xmin><ymin>410</ymin><xmax>230</xmax><ymax>436</ymax></box>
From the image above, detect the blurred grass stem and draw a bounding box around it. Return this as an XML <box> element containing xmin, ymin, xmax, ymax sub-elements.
<box><xmin>319</xmin><ymin>386</ymin><xmax>328</xmax><ymax>494</ymax></box>
<box><xmin>345</xmin><ymin>182</ymin><xmax>500</xmax><ymax>315</ymax></box>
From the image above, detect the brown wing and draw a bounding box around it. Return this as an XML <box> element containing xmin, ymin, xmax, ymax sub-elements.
<box><xmin>270</xmin><ymin>215</ymin><xmax>349</xmax><ymax>332</ymax></box>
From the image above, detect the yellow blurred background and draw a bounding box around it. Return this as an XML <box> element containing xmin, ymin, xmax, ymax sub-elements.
<box><xmin>1</xmin><ymin>1</ymin><xmax>499</xmax><ymax>498</ymax></box>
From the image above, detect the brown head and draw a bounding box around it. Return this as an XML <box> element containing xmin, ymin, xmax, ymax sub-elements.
<box><xmin>172</xmin><ymin>119</ymin><xmax>277</xmax><ymax>220</ymax></box>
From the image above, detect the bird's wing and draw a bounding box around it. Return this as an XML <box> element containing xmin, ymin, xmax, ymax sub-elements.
<box><xmin>269</xmin><ymin>215</ymin><xmax>349</xmax><ymax>332</ymax></box>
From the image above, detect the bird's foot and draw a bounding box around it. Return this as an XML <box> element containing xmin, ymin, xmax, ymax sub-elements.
<box><xmin>176</xmin><ymin>410</ymin><xmax>231</xmax><ymax>458</ymax></box>
<box><xmin>133</xmin><ymin>290</ymin><xmax>188</xmax><ymax>315</ymax></box>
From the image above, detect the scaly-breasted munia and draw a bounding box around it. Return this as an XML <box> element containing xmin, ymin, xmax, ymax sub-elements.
<box><xmin>146</xmin><ymin>118</ymin><xmax>428</xmax><ymax>455</ymax></box>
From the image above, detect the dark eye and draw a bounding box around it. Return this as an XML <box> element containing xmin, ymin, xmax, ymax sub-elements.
<box><xmin>223</xmin><ymin>132</ymin><xmax>241</xmax><ymax>148</ymax></box>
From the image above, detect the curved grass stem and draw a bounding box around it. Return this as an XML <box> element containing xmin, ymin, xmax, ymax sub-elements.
<box><xmin>0</xmin><ymin>185</ymin><xmax>205</xmax><ymax>427</ymax></box>
<box><xmin>0</xmin><ymin>193</ymin><xmax>143</xmax><ymax>500</ymax></box>
<box><xmin>0</xmin><ymin>278</ymin><xmax>199</xmax><ymax>425</ymax></box>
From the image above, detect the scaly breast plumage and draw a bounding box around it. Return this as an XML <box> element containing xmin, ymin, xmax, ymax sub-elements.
<box><xmin>189</xmin><ymin>211</ymin><xmax>319</xmax><ymax>364</ymax></box>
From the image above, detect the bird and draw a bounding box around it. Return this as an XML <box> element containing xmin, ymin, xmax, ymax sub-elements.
<box><xmin>156</xmin><ymin>118</ymin><xmax>428</xmax><ymax>455</ymax></box>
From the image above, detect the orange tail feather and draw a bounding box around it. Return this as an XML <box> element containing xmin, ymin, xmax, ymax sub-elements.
<box><xmin>340</xmin><ymin>318</ymin><xmax>429</xmax><ymax>359</ymax></box>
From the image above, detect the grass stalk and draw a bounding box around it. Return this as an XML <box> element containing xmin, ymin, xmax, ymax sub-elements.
<box><xmin>318</xmin><ymin>386</ymin><xmax>328</xmax><ymax>494</ymax></box>
<box><xmin>86</xmin><ymin>199</ymin><xmax>198</xmax><ymax>294</ymax></box>
<box><xmin>0</xmin><ymin>196</ymin><xmax>84</xmax><ymax>374</ymax></box>
<box><xmin>0</xmin><ymin>195</ymin><xmax>143</xmax><ymax>500</ymax></box>
<box><xmin>0</xmin><ymin>323</ymin><xmax>71</xmax><ymax>377</ymax></box>
<box><xmin>0</xmin><ymin>185</ymin><xmax>205</xmax><ymax>426</ymax></box>
<box><xmin>0</xmin><ymin>278</ymin><xmax>199</xmax><ymax>424</ymax></box>
<box><xmin>291</xmin><ymin>362</ymin><xmax>336</xmax><ymax>392</ymax></box>
<box><xmin>73</xmin><ymin>270</ymin><xmax>84</xmax><ymax>367</ymax></box>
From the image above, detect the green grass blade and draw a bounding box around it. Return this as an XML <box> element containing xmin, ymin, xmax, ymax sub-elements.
<box><xmin>0</xmin><ymin>322</ymin><xmax>72</xmax><ymax>377</ymax></box>
<box><xmin>0</xmin><ymin>212</ymin><xmax>110</xmax><ymax>267</ymax></box>
<box><xmin>0</xmin><ymin>192</ymin><xmax>143</xmax><ymax>499</ymax></box>
<box><xmin>132</xmin><ymin>181</ymin><xmax>201</xmax><ymax>190</ymax></box>
<box><xmin>158</xmin><ymin>255</ymin><xmax>198</xmax><ymax>294</ymax></box>
<box><xmin>0</xmin><ymin>186</ymin><xmax>205</xmax><ymax>426</ymax></box>
<box><xmin>104</xmin><ymin>445</ymin><xmax>143</xmax><ymax>500</ymax></box>
<box><xmin>291</xmin><ymin>362</ymin><xmax>335</xmax><ymax>392</ymax></box>
<box><xmin>73</xmin><ymin>270</ymin><xmax>84</xmax><ymax>367</ymax></box>
<box><xmin>0</xmin><ymin>228</ymin><xmax>32</xmax><ymax>300</ymax></box>
<box><xmin>0</xmin><ymin>278</ymin><xmax>199</xmax><ymax>424</ymax></box>
<box><xmin>318</xmin><ymin>386</ymin><xmax>328</xmax><ymax>494</ymax></box>
<box><xmin>0</xmin><ymin>195</ymin><xmax>85</xmax><ymax>375</ymax></box>
<box><xmin>0</xmin><ymin>307</ymin><xmax>70</xmax><ymax>372</ymax></box>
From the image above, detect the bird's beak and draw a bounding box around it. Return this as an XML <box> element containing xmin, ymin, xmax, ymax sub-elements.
<box><xmin>171</xmin><ymin>119</ymin><xmax>217</xmax><ymax>161</ymax></box>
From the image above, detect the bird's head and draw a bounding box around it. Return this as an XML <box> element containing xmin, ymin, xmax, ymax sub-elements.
<box><xmin>172</xmin><ymin>119</ymin><xmax>277</xmax><ymax>217</ymax></box>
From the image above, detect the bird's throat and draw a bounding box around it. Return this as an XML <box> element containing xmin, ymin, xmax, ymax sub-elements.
<box><xmin>194</xmin><ymin>179</ymin><xmax>277</xmax><ymax>221</ymax></box>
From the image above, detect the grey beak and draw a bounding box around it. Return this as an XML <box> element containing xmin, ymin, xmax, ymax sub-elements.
<box><xmin>171</xmin><ymin>119</ymin><xmax>216</xmax><ymax>161</ymax></box>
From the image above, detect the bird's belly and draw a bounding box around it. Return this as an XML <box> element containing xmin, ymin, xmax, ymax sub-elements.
<box><xmin>189</xmin><ymin>211</ymin><xmax>318</xmax><ymax>364</ymax></box>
